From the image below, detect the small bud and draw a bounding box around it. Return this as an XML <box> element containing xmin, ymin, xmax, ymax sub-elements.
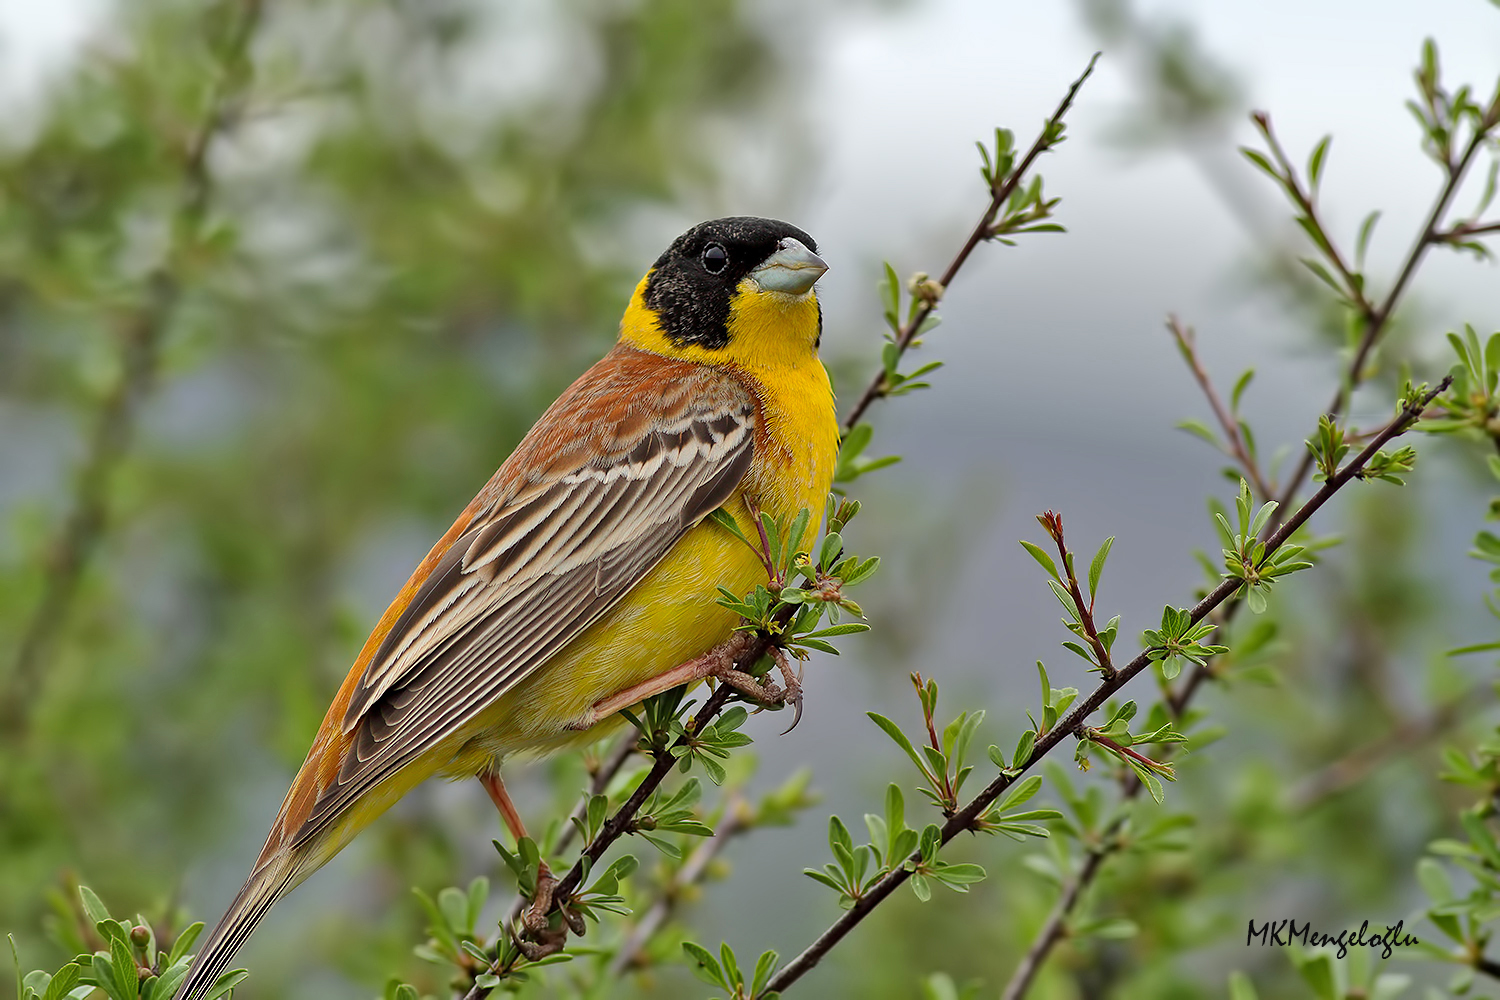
<box><xmin>130</xmin><ymin>925</ymin><xmax>150</xmax><ymax>948</ymax></box>
<box><xmin>907</xmin><ymin>273</ymin><xmax>944</xmax><ymax>304</ymax></box>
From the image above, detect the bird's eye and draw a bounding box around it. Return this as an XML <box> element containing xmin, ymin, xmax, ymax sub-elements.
<box><xmin>702</xmin><ymin>243</ymin><xmax>728</xmax><ymax>274</ymax></box>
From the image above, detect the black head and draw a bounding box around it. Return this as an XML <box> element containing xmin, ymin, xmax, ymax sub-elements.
<box><xmin>643</xmin><ymin>217</ymin><xmax>821</xmax><ymax>350</ymax></box>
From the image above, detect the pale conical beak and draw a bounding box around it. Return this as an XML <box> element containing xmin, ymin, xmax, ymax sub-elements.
<box><xmin>750</xmin><ymin>237</ymin><xmax>828</xmax><ymax>295</ymax></box>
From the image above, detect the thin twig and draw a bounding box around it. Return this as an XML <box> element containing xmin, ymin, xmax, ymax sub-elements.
<box><xmin>1267</xmin><ymin>115</ymin><xmax>1493</xmax><ymax>521</ymax></box>
<box><xmin>1168</xmin><ymin>316</ymin><xmax>1274</xmax><ymax>501</ymax></box>
<box><xmin>606</xmin><ymin>805</ymin><xmax>749</xmax><ymax>978</ymax></box>
<box><xmin>1039</xmin><ymin>512</ymin><xmax>1114</xmax><ymax>676</ymax></box>
<box><xmin>999</xmin><ymin>846</ymin><xmax>1110</xmax><ymax>1000</ymax></box>
<box><xmin>561</xmin><ymin>735</ymin><xmax>639</xmax><ymax>857</ymax></box>
<box><xmin>1437</xmin><ymin>219</ymin><xmax>1500</xmax><ymax>242</ymax></box>
<box><xmin>501</xmin><ymin>733</ymin><xmax>639</xmax><ymax>925</ymax></box>
<box><xmin>763</xmin><ymin>378</ymin><xmax>1449</xmax><ymax>996</ymax></box>
<box><xmin>1253</xmin><ymin>114</ymin><xmax>1376</xmax><ymax>326</ymax></box>
<box><xmin>840</xmin><ymin>53</ymin><xmax>1098</xmax><ymax>433</ymax></box>
<box><xmin>0</xmin><ymin>0</ymin><xmax>264</xmax><ymax>741</ymax></box>
<box><xmin>998</xmin><ymin>636</ymin><xmax>1215</xmax><ymax>1000</ymax></box>
<box><xmin>1001</xmin><ymin>357</ymin><xmax>1470</xmax><ymax>998</ymax></box>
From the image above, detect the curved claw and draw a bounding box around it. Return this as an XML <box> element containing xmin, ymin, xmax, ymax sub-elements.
<box><xmin>774</xmin><ymin>648</ymin><xmax>804</xmax><ymax>736</ymax></box>
<box><xmin>779</xmin><ymin>689</ymin><xmax>804</xmax><ymax>736</ymax></box>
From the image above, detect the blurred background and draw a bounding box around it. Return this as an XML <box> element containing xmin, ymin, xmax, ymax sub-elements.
<box><xmin>2</xmin><ymin>0</ymin><xmax>1500</xmax><ymax>997</ymax></box>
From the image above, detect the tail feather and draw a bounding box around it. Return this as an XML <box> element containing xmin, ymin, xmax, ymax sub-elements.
<box><xmin>172</xmin><ymin>861</ymin><xmax>299</xmax><ymax>1000</ymax></box>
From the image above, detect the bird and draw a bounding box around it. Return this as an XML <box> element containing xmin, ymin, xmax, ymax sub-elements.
<box><xmin>172</xmin><ymin>216</ymin><xmax>838</xmax><ymax>1000</ymax></box>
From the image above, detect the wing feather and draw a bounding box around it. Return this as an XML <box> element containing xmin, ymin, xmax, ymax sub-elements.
<box><xmin>295</xmin><ymin>360</ymin><xmax>755</xmax><ymax>846</ymax></box>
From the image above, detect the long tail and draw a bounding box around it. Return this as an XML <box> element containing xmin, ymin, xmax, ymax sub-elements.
<box><xmin>172</xmin><ymin>858</ymin><xmax>302</xmax><ymax>1000</ymax></box>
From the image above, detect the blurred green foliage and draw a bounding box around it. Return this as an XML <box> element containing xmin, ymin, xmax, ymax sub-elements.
<box><xmin>0</xmin><ymin>0</ymin><xmax>817</xmax><ymax>994</ymax></box>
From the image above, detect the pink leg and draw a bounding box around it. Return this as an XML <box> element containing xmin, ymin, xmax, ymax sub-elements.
<box><xmin>568</xmin><ymin>632</ymin><xmax>789</xmax><ymax>730</ymax></box>
<box><xmin>479</xmin><ymin>770</ymin><xmax>529</xmax><ymax>843</ymax></box>
<box><xmin>478</xmin><ymin>770</ymin><xmax>557</xmax><ymax>933</ymax></box>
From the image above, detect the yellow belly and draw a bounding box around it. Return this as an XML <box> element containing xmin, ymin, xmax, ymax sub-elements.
<box><xmin>461</xmin><ymin>495</ymin><xmax>765</xmax><ymax>762</ymax></box>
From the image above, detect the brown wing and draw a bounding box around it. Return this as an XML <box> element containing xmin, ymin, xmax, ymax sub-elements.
<box><xmin>293</xmin><ymin>351</ymin><xmax>755</xmax><ymax>847</ymax></box>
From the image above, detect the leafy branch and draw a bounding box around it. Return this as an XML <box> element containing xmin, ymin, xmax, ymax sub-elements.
<box><xmin>839</xmin><ymin>52</ymin><xmax>1098</xmax><ymax>436</ymax></box>
<box><xmin>762</xmin><ymin>377</ymin><xmax>1449</xmax><ymax>997</ymax></box>
<box><xmin>1241</xmin><ymin>44</ymin><xmax>1500</xmax><ymax>522</ymax></box>
<box><xmin>1168</xmin><ymin>316</ymin><xmax>1274</xmax><ymax>500</ymax></box>
<box><xmin>1023</xmin><ymin>511</ymin><xmax>1118</xmax><ymax>677</ymax></box>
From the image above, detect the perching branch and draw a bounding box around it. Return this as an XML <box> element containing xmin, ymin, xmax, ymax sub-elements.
<box><xmin>0</xmin><ymin>0</ymin><xmax>264</xmax><ymax>742</ymax></box>
<box><xmin>502</xmin><ymin>733</ymin><xmax>639</xmax><ymax>926</ymax></box>
<box><xmin>762</xmin><ymin>377</ymin><xmax>1450</xmax><ymax>996</ymax></box>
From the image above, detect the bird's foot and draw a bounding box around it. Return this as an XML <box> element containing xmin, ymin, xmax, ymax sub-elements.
<box><xmin>521</xmin><ymin>862</ymin><xmax>558</xmax><ymax>935</ymax></box>
<box><xmin>708</xmin><ymin>644</ymin><xmax>802</xmax><ymax>730</ymax></box>
<box><xmin>510</xmin><ymin>919</ymin><xmax>567</xmax><ymax>962</ymax></box>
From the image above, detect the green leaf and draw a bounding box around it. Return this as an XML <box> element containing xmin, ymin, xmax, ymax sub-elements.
<box><xmin>43</xmin><ymin>964</ymin><xmax>82</xmax><ymax>1000</ymax></box>
<box><xmin>1241</xmin><ymin>147</ymin><xmax>1280</xmax><ymax>183</ymax></box>
<box><xmin>932</xmin><ymin>862</ymin><xmax>987</xmax><ymax>886</ymax></box>
<box><xmin>1292</xmin><ymin>949</ymin><xmax>1338</xmax><ymax>1000</ymax></box>
<box><xmin>1355</xmin><ymin>210</ymin><xmax>1381</xmax><ymax>267</ymax></box>
<box><xmin>1011</xmin><ymin>729</ymin><xmax>1036</xmax><ymax>769</ymax></box>
<box><xmin>1087</xmin><ymin>536</ymin><xmax>1114</xmax><ymax>599</ymax></box>
<box><xmin>881</xmin><ymin>262</ymin><xmax>901</xmax><ymax>331</ymax></box>
<box><xmin>1076</xmin><ymin>916</ymin><xmax>1138</xmax><ymax>940</ymax></box>
<box><xmin>998</xmin><ymin>775</ymin><xmax>1043</xmax><ymax>813</ymax></box>
<box><xmin>694</xmin><ymin>753</ymin><xmax>727</xmax><ymax>785</ymax></box>
<box><xmin>868</xmin><ymin>713</ymin><xmax>926</xmax><ymax>774</ymax></box>
<box><xmin>1019</xmin><ymin>540</ymin><xmax>1060</xmax><ymax>581</ymax></box>
<box><xmin>682</xmin><ymin>942</ymin><xmax>725</xmax><ymax>988</ymax></box>
<box><xmin>707</xmin><ymin>508</ymin><xmax>751</xmax><ymax>549</ymax></box>
<box><xmin>203</xmin><ymin>969</ymin><xmax>249</xmax><ymax>1000</ymax></box>
<box><xmin>1448</xmin><ymin>640</ymin><xmax>1500</xmax><ymax>656</ymax></box>
<box><xmin>78</xmin><ymin>887</ymin><xmax>111</xmax><ymax>926</ymax></box>
<box><xmin>109</xmin><ymin>931</ymin><xmax>136</xmax><ymax>1000</ymax></box>
<box><xmin>1230</xmin><ymin>368</ymin><xmax>1256</xmax><ymax>414</ymax></box>
<box><xmin>805</xmin><ymin>622</ymin><xmax>870</xmax><ymax>639</ymax></box>
<box><xmin>720</xmin><ymin>943</ymin><xmax>742</xmax><ymax>990</ymax></box>
<box><xmin>8</xmin><ymin>935</ymin><xmax>21</xmax><ymax>1000</ymax></box>
<box><xmin>752</xmin><ymin>950</ymin><xmax>779</xmax><ymax>997</ymax></box>
<box><xmin>165</xmin><ymin>924</ymin><xmax>204</xmax><ymax>969</ymax></box>
<box><xmin>1307</xmin><ymin>134</ymin><xmax>1331</xmax><ymax>189</ymax></box>
<box><xmin>1176</xmin><ymin>418</ymin><xmax>1221</xmax><ymax>449</ymax></box>
<box><xmin>1417</xmin><ymin>857</ymin><xmax>1453</xmax><ymax>903</ymax></box>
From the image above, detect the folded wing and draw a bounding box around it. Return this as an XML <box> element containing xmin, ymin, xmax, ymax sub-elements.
<box><xmin>294</xmin><ymin>358</ymin><xmax>756</xmax><ymax>849</ymax></box>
